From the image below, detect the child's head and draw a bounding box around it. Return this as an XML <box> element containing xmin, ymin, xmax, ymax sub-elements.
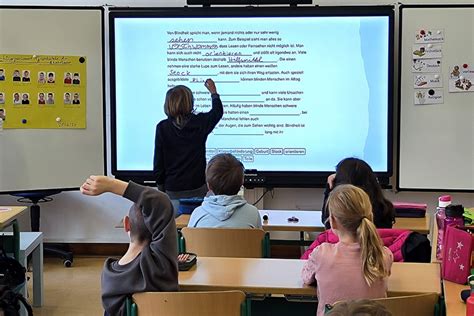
<box><xmin>334</xmin><ymin>158</ymin><xmax>394</xmax><ymax>224</ymax></box>
<box><xmin>206</xmin><ymin>153</ymin><xmax>244</xmax><ymax>195</ymax></box>
<box><xmin>328</xmin><ymin>184</ymin><xmax>389</xmax><ymax>286</ymax></box>
<box><xmin>164</xmin><ymin>85</ymin><xmax>194</xmax><ymax>126</ymax></box>
<box><xmin>326</xmin><ymin>299</ymin><xmax>392</xmax><ymax>316</ymax></box>
<box><xmin>124</xmin><ymin>204</ymin><xmax>152</xmax><ymax>245</ymax></box>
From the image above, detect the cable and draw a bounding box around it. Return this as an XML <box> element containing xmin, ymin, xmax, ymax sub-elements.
<box><xmin>252</xmin><ymin>187</ymin><xmax>273</xmax><ymax>206</ymax></box>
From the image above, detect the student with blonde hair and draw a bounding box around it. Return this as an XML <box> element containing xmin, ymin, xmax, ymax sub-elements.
<box><xmin>154</xmin><ymin>79</ymin><xmax>223</xmax><ymax>214</ymax></box>
<box><xmin>301</xmin><ymin>184</ymin><xmax>392</xmax><ymax>316</ymax></box>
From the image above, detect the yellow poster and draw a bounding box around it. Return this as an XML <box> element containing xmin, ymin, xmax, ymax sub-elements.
<box><xmin>0</xmin><ymin>54</ymin><xmax>86</xmax><ymax>129</ymax></box>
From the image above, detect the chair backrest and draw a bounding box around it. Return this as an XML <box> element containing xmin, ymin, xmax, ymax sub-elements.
<box><xmin>327</xmin><ymin>293</ymin><xmax>438</xmax><ymax>316</ymax></box>
<box><xmin>373</xmin><ymin>292</ymin><xmax>438</xmax><ymax>316</ymax></box>
<box><xmin>180</xmin><ymin>227</ymin><xmax>269</xmax><ymax>258</ymax></box>
<box><xmin>131</xmin><ymin>291</ymin><xmax>246</xmax><ymax>316</ymax></box>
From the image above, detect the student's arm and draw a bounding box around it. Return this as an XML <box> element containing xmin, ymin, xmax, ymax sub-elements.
<box><xmin>81</xmin><ymin>175</ymin><xmax>127</xmax><ymax>196</ymax></box>
<box><xmin>301</xmin><ymin>245</ymin><xmax>320</xmax><ymax>285</ymax></box>
<box><xmin>82</xmin><ymin>176</ymin><xmax>178</xmax><ymax>260</ymax></box>
<box><xmin>153</xmin><ymin>124</ymin><xmax>166</xmax><ymax>191</ymax></box>
<box><xmin>202</xmin><ymin>79</ymin><xmax>223</xmax><ymax>134</ymax></box>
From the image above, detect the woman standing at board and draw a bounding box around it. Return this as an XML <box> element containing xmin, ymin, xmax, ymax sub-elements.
<box><xmin>153</xmin><ymin>79</ymin><xmax>223</xmax><ymax>215</ymax></box>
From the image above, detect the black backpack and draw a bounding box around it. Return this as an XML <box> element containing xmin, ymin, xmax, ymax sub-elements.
<box><xmin>0</xmin><ymin>285</ymin><xmax>33</xmax><ymax>316</ymax></box>
<box><xmin>0</xmin><ymin>249</ymin><xmax>32</xmax><ymax>316</ymax></box>
<box><xmin>402</xmin><ymin>232</ymin><xmax>432</xmax><ymax>263</ymax></box>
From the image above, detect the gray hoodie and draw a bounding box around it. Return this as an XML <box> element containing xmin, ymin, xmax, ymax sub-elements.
<box><xmin>188</xmin><ymin>194</ymin><xmax>262</xmax><ymax>228</ymax></box>
<box><xmin>101</xmin><ymin>181</ymin><xmax>178</xmax><ymax>316</ymax></box>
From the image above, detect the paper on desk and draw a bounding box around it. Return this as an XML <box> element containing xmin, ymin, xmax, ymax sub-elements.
<box><xmin>0</xmin><ymin>207</ymin><xmax>12</xmax><ymax>212</ymax></box>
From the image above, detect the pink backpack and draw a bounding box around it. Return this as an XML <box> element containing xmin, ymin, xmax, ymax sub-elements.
<box><xmin>442</xmin><ymin>225</ymin><xmax>474</xmax><ymax>284</ymax></box>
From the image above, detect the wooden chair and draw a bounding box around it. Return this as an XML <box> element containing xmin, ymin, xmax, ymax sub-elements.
<box><xmin>374</xmin><ymin>293</ymin><xmax>439</xmax><ymax>316</ymax></box>
<box><xmin>327</xmin><ymin>293</ymin><xmax>439</xmax><ymax>316</ymax></box>
<box><xmin>180</xmin><ymin>227</ymin><xmax>270</xmax><ymax>258</ymax></box>
<box><xmin>127</xmin><ymin>291</ymin><xmax>247</xmax><ymax>316</ymax></box>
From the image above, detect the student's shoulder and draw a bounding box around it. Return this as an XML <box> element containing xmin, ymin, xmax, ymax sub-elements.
<box><xmin>124</xmin><ymin>181</ymin><xmax>171</xmax><ymax>204</ymax></box>
<box><xmin>157</xmin><ymin>118</ymin><xmax>170</xmax><ymax>128</ymax></box>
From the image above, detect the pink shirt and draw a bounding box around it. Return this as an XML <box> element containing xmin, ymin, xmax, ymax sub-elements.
<box><xmin>301</xmin><ymin>241</ymin><xmax>393</xmax><ymax>316</ymax></box>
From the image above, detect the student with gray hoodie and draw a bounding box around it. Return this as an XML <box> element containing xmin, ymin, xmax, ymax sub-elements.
<box><xmin>188</xmin><ymin>153</ymin><xmax>262</xmax><ymax>228</ymax></box>
<box><xmin>80</xmin><ymin>175</ymin><xmax>178</xmax><ymax>316</ymax></box>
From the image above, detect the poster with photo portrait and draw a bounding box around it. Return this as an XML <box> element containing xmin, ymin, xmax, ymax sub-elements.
<box><xmin>21</xmin><ymin>93</ymin><xmax>30</xmax><ymax>105</ymax></box>
<box><xmin>38</xmin><ymin>71</ymin><xmax>47</xmax><ymax>84</ymax></box>
<box><xmin>47</xmin><ymin>72</ymin><xmax>55</xmax><ymax>84</ymax></box>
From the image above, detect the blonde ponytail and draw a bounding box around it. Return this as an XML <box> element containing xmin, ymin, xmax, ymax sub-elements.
<box><xmin>358</xmin><ymin>217</ymin><xmax>389</xmax><ymax>286</ymax></box>
<box><xmin>328</xmin><ymin>184</ymin><xmax>389</xmax><ymax>286</ymax></box>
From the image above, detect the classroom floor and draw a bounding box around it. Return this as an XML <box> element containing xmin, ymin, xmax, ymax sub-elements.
<box><xmin>28</xmin><ymin>256</ymin><xmax>105</xmax><ymax>316</ymax></box>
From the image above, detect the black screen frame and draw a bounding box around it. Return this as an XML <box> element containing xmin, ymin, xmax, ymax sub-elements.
<box><xmin>109</xmin><ymin>6</ymin><xmax>394</xmax><ymax>188</ymax></box>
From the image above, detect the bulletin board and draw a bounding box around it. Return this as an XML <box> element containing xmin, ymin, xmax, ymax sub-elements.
<box><xmin>0</xmin><ymin>7</ymin><xmax>104</xmax><ymax>193</ymax></box>
<box><xmin>398</xmin><ymin>5</ymin><xmax>474</xmax><ymax>191</ymax></box>
<box><xmin>0</xmin><ymin>54</ymin><xmax>87</xmax><ymax>128</ymax></box>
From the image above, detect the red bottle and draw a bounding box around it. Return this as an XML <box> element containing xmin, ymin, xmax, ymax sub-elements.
<box><xmin>467</xmin><ymin>275</ymin><xmax>474</xmax><ymax>316</ymax></box>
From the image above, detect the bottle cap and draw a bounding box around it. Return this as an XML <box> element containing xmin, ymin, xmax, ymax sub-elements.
<box><xmin>439</xmin><ymin>195</ymin><xmax>452</xmax><ymax>208</ymax></box>
<box><xmin>445</xmin><ymin>204</ymin><xmax>464</xmax><ymax>218</ymax></box>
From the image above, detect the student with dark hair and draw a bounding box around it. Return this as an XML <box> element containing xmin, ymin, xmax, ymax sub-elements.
<box><xmin>80</xmin><ymin>176</ymin><xmax>178</xmax><ymax>316</ymax></box>
<box><xmin>154</xmin><ymin>79</ymin><xmax>223</xmax><ymax>214</ymax></box>
<box><xmin>0</xmin><ymin>69</ymin><xmax>5</xmax><ymax>81</ymax></box>
<box><xmin>321</xmin><ymin>158</ymin><xmax>395</xmax><ymax>229</ymax></box>
<box><xmin>188</xmin><ymin>153</ymin><xmax>261</xmax><ymax>228</ymax></box>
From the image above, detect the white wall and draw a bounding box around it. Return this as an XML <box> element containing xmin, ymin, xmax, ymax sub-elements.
<box><xmin>0</xmin><ymin>0</ymin><xmax>473</xmax><ymax>243</ymax></box>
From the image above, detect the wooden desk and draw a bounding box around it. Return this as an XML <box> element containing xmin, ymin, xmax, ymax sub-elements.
<box><xmin>444</xmin><ymin>280</ymin><xmax>468</xmax><ymax>316</ymax></box>
<box><xmin>179</xmin><ymin>257</ymin><xmax>441</xmax><ymax>296</ymax></box>
<box><xmin>0</xmin><ymin>206</ymin><xmax>27</xmax><ymax>228</ymax></box>
<box><xmin>176</xmin><ymin>214</ymin><xmax>190</xmax><ymax>229</ymax></box>
<box><xmin>0</xmin><ymin>206</ymin><xmax>27</xmax><ymax>260</ymax></box>
<box><xmin>176</xmin><ymin>210</ymin><xmax>430</xmax><ymax>234</ymax></box>
<box><xmin>393</xmin><ymin>216</ymin><xmax>430</xmax><ymax>234</ymax></box>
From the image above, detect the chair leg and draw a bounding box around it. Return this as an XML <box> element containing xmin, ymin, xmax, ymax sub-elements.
<box><xmin>32</xmin><ymin>241</ymin><xmax>43</xmax><ymax>307</ymax></box>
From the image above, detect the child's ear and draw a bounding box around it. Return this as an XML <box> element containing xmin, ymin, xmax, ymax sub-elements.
<box><xmin>123</xmin><ymin>215</ymin><xmax>131</xmax><ymax>233</ymax></box>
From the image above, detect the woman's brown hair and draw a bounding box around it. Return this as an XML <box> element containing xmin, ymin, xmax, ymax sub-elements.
<box><xmin>164</xmin><ymin>85</ymin><xmax>194</xmax><ymax>127</ymax></box>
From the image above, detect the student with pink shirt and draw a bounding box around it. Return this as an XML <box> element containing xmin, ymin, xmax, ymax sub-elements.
<box><xmin>301</xmin><ymin>184</ymin><xmax>393</xmax><ymax>316</ymax></box>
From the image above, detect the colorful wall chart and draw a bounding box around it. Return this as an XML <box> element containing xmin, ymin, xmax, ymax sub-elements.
<box><xmin>0</xmin><ymin>54</ymin><xmax>86</xmax><ymax>129</ymax></box>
